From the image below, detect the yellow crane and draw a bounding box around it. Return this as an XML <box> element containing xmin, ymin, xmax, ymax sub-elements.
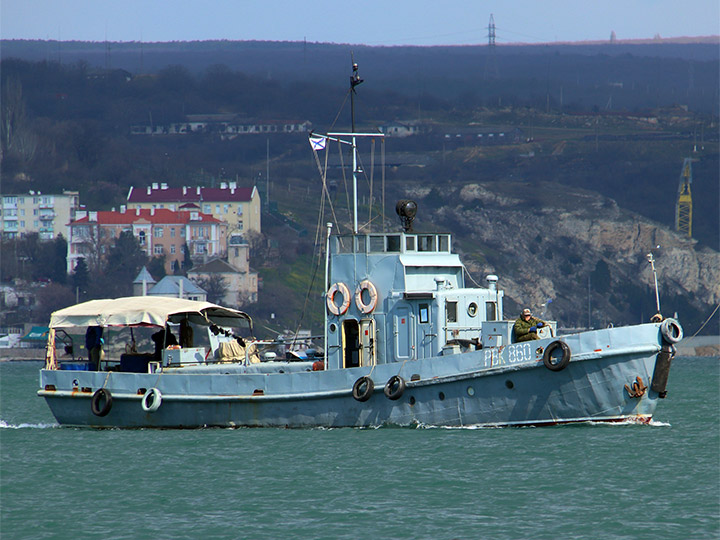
<box><xmin>675</xmin><ymin>158</ymin><xmax>693</xmax><ymax>237</ymax></box>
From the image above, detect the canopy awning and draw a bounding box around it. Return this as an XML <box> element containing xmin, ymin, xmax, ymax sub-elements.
<box><xmin>20</xmin><ymin>326</ymin><xmax>51</xmax><ymax>342</ymax></box>
<box><xmin>49</xmin><ymin>296</ymin><xmax>252</xmax><ymax>330</ymax></box>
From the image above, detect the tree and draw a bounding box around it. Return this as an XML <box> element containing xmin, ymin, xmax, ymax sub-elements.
<box><xmin>147</xmin><ymin>255</ymin><xmax>167</xmax><ymax>280</ymax></box>
<box><xmin>102</xmin><ymin>231</ymin><xmax>147</xmax><ymax>297</ymax></box>
<box><xmin>181</xmin><ymin>243</ymin><xmax>193</xmax><ymax>273</ymax></box>
<box><xmin>192</xmin><ymin>275</ymin><xmax>228</xmax><ymax>305</ymax></box>
<box><xmin>71</xmin><ymin>257</ymin><xmax>89</xmax><ymax>300</ymax></box>
<box><xmin>591</xmin><ymin>260</ymin><xmax>611</xmax><ymax>294</ymax></box>
<box><xmin>49</xmin><ymin>234</ymin><xmax>68</xmax><ymax>284</ymax></box>
<box><xmin>33</xmin><ymin>283</ymin><xmax>75</xmax><ymax>323</ymax></box>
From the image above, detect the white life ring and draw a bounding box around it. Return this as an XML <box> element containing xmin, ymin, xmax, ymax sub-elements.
<box><xmin>355</xmin><ymin>280</ymin><xmax>378</xmax><ymax>314</ymax></box>
<box><xmin>326</xmin><ymin>282</ymin><xmax>351</xmax><ymax>316</ymax></box>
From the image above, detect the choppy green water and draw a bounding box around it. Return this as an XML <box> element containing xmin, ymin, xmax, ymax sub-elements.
<box><xmin>2</xmin><ymin>357</ymin><xmax>718</xmax><ymax>540</ymax></box>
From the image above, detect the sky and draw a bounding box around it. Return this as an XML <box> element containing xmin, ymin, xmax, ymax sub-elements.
<box><xmin>1</xmin><ymin>0</ymin><xmax>718</xmax><ymax>46</ymax></box>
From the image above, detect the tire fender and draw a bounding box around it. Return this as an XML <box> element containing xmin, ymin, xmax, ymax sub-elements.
<box><xmin>352</xmin><ymin>376</ymin><xmax>374</xmax><ymax>402</ymax></box>
<box><xmin>660</xmin><ymin>318</ymin><xmax>683</xmax><ymax>344</ymax></box>
<box><xmin>91</xmin><ymin>388</ymin><xmax>113</xmax><ymax>417</ymax></box>
<box><xmin>542</xmin><ymin>341</ymin><xmax>571</xmax><ymax>372</ymax></box>
<box><xmin>384</xmin><ymin>375</ymin><xmax>406</xmax><ymax>400</ymax></box>
<box><xmin>141</xmin><ymin>387</ymin><xmax>163</xmax><ymax>413</ymax></box>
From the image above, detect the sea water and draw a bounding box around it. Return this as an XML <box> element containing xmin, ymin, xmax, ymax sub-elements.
<box><xmin>1</xmin><ymin>357</ymin><xmax>718</xmax><ymax>540</ymax></box>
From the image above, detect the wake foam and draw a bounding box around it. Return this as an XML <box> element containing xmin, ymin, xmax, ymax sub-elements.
<box><xmin>0</xmin><ymin>419</ymin><xmax>58</xmax><ymax>429</ymax></box>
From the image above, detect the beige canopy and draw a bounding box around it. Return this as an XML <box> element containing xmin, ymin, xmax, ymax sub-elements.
<box><xmin>49</xmin><ymin>296</ymin><xmax>251</xmax><ymax>330</ymax></box>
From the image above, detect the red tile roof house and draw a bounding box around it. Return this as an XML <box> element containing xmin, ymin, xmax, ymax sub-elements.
<box><xmin>126</xmin><ymin>182</ymin><xmax>261</xmax><ymax>236</ymax></box>
<box><xmin>67</xmin><ymin>208</ymin><xmax>227</xmax><ymax>274</ymax></box>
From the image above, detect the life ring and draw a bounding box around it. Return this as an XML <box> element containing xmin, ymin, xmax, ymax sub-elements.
<box><xmin>352</xmin><ymin>376</ymin><xmax>374</xmax><ymax>402</ymax></box>
<box><xmin>326</xmin><ymin>282</ymin><xmax>351</xmax><ymax>316</ymax></box>
<box><xmin>141</xmin><ymin>387</ymin><xmax>163</xmax><ymax>413</ymax></box>
<box><xmin>355</xmin><ymin>280</ymin><xmax>378</xmax><ymax>314</ymax></box>
<box><xmin>660</xmin><ymin>318</ymin><xmax>683</xmax><ymax>344</ymax></box>
<box><xmin>91</xmin><ymin>388</ymin><xmax>113</xmax><ymax>417</ymax></box>
<box><xmin>542</xmin><ymin>341</ymin><xmax>571</xmax><ymax>372</ymax></box>
<box><xmin>384</xmin><ymin>375</ymin><xmax>406</xmax><ymax>400</ymax></box>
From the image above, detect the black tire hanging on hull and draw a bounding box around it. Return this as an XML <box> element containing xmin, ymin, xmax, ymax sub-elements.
<box><xmin>91</xmin><ymin>388</ymin><xmax>113</xmax><ymax>417</ymax></box>
<box><xmin>542</xmin><ymin>341</ymin><xmax>571</xmax><ymax>371</ymax></box>
<box><xmin>384</xmin><ymin>375</ymin><xmax>406</xmax><ymax>400</ymax></box>
<box><xmin>352</xmin><ymin>376</ymin><xmax>374</xmax><ymax>402</ymax></box>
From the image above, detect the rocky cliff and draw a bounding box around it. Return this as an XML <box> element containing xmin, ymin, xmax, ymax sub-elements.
<box><xmin>408</xmin><ymin>181</ymin><xmax>719</xmax><ymax>332</ymax></box>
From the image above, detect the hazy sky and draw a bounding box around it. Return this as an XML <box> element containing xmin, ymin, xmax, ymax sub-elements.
<box><xmin>2</xmin><ymin>0</ymin><xmax>718</xmax><ymax>45</ymax></box>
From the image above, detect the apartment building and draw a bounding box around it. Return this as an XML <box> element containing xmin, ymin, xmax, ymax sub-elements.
<box><xmin>126</xmin><ymin>182</ymin><xmax>261</xmax><ymax>237</ymax></box>
<box><xmin>67</xmin><ymin>207</ymin><xmax>227</xmax><ymax>274</ymax></box>
<box><xmin>1</xmin><ymin>190</ymin><xmax>80</xmax><ymax>239</ymax></box>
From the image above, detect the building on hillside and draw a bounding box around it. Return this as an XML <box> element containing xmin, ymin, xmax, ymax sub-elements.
<box><xmin>1</xmin><ymin>190</ymin><xmax>80</xmax><ymax>240</ymax></box>
<box><xmin>378</xmin><ymin>121</ymin><xmax>428</xmax><ymax>138</ymax></box>
<box><xmin>132</xmin><ymin>266</ymin><xmax>157</xmax><ymax>296</ymax></box>
<box><xmin>126</xmin><ymin>182</ymin><xmax>261</xmax><ymax>237</ymax></box>
<box><xmin>148</xmin><ymin>275</ymin><xmax>207</xmax><ymax>302</ymax></box>
<box><xmin>67</xmin><ymin>207</ymin><xmax>227</xmax><ymax>274</ymax></box>
<box><xmin>188</xmin><ymin>258</ymin><xmax>258</xmax><ymax>307</ymax></box>
<box><xmin>129</xmin><ymin>116</ymin><xmax>311</xmax><ymax>140</ymax></box>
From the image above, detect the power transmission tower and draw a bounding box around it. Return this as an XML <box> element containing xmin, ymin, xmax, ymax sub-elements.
<box><xmin>675</xmin><ymin>158</ymin><xmax>694</xmax><ymax>237</ymax></box>
<box><xmin>484</xmin><ymin>14</ymin><xmax>499</xmax><ymax>80</ymax></box>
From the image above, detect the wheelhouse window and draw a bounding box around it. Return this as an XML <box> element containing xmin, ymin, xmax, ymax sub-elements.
<box><xmin>438</xmin><ymin>235</ymin><xmax>450</xmax><ymax>252</ymax></box>
<box><xmin>445</xmin><ymin>301</ymin><xmax>457</xmax><ymax>323</ymax></box>
<box><xmin>405</xmin><ymin>236</ymin><xmax>416</xmax><ymax>251</ymax></box>
<box><xmin>486</xmin><ymin>302</ymin><xmax>497</xmax><ymax>321</ymax></box>
<box><xmin>418</xmin><ymin>235</ymin><xmax>435</xmax><ymax>252</ymax></box>
<box><xmin>387</xmin><ymin>235</ymin><xmax>401</xmax><ymax>252</ymax></box>
<box><xmin>419</xmin><ymin>303</ymin><xmax>429</xmax><ymax>324</ymax></box>
<box><xmin>369</xmin><ymin>236</ymin><xmax>384</xmax><ymax>252</ymax></box>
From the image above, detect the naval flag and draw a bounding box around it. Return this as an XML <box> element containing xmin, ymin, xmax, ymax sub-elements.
<box><xmin>309</xmin><ymin>136</ymin><xmax>327</xmax><ymax>151</ymax></box>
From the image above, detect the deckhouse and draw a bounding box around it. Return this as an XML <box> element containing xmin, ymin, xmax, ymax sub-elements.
<box><xmin>325</xmin><ymin>229</ymin><xmax>504</xmax><ymax>371</ymax></box>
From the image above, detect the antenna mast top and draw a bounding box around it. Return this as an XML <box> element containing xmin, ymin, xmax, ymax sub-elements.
<box><xmin>350</xmin><ymin>55</ymin><xmax>364</xmax><ymax>133</ymax></box>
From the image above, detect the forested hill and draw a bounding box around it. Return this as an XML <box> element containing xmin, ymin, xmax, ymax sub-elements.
<box><xmin>3</xmin><ymin>39</ymin><xmax>719</xmax><ymax>113</ymax></box>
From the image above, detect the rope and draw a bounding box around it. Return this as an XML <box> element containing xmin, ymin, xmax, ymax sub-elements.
<box><xmin>337</xmin><ymin>139</ymin><xmax>353</xmax><ymax>225</ymax></box>
<box><xmin>464</xmin><ymin>266</ymin><xmax>482</xmax><ymax>288</ymax></box>
<box><xmin>690</xmin><ymin>303</ymin><xmax>720</xmax><ymax>338</ymax></box>
<box><xmin>381</xmin><ymin>138</ymin><xmax>386</xmax><ymax>232</ymax></box>
<box><xmin>368</xmin><ymin>138</ymin><xmax>375</xmax><ymax>228</ymax></box>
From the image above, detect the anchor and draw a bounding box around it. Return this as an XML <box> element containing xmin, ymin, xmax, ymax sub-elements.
<box><xmin>625</xmin><ymin>376</ymin><xmax>648</xmax><ymax>398</ymax></box>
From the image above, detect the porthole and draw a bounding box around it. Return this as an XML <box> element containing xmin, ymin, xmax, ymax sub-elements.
<box><xmin>439</xmin><ymin>392</ymin><xmax>445</xmax><ymax>401</ymax></box>
<box><xmin>467</xmin><ymin>387</ymin><xmax>475</xmax><ymax>396</ymax></box>
<box><xmin>505</xmin><ymin>380</ymin><xmax>514</xmax><ymax>389</ymax></box>
<box><xmin>409</xmin><ymin>396</ymin><xmax>416</xmax><ymax>406</ymax></box>
<box><xmin>329</xmin><ymin>323</ymin><xmax>337</xmax><ymax>333</ymax></box>
<box><xmin>467</xmin><ymin>302</ymin><xmax>478</xmax><ymax>317</ymax></box>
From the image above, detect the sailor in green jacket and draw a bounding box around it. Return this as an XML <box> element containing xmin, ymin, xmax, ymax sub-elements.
<box><xmin>513</xmin><ymin>308</ymin><xmax>547</xmax><ymax>342</ymax></box>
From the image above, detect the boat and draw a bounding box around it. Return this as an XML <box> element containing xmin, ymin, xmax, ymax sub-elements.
<box><xmin>38</xmin><ymin>62</ymin><xmax>684</xmax><ymax>428</ymax></box>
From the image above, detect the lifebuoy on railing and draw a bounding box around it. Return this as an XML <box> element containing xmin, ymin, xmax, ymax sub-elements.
<box><xmin>91</xmin><ymin>388</ymin><xmax>113</xmax><ymax>417</ymax></box>
<box><xmin>326</xmin><ymin>282</ymin><xmax>351</xmax><ymax>316</ymax></box>
<box><xmin>542</xmin><ymin>341</ymin><xmax>571</xmax><ymax>372</ymax></box>
<box><xmin>141</xmin><ymin>387</ymin><xmax>163</xmax><ymax>412</ymax></box>
<box><xmin>660</xmin><ymin>318</ymin><xmax>683</xmax><ymax>344</ymax></box>
<box><xmin>355</xmin><ymin>280</ymin><xmax>378</xmax><ymax>314</ymax></box>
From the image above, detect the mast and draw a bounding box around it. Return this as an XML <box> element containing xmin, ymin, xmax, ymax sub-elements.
<box><xmin>350</xmin><ymin>57</ymin><xmax>363</xmax><ymax>234</ymax></box>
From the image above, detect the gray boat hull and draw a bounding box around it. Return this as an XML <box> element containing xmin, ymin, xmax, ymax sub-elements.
<box><xmin>39</xmin><ymin>324</ymin><xmax>669</xmax><ymax>428</ymax></box>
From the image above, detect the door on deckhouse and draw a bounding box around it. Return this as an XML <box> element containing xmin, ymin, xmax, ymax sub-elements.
<box><xmin>342</xmin><ymin>319</ymin><xmax>360</xmax><ymax>368</ymax></box>
<box><xmin>359</xmin><ymin>319</ymin><xmax>376</xmax><ymax>367</ymax></box>
<box><xmin>393</xmin><ymin>305</ymin><xmax>413</xmax><ymax>361</ymax></box>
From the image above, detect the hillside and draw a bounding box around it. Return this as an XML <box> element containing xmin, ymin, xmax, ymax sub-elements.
<box><xmin>1</xmin><ymin>44</ymin><xmax>718</xmax><ymax>336</ymax></box>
